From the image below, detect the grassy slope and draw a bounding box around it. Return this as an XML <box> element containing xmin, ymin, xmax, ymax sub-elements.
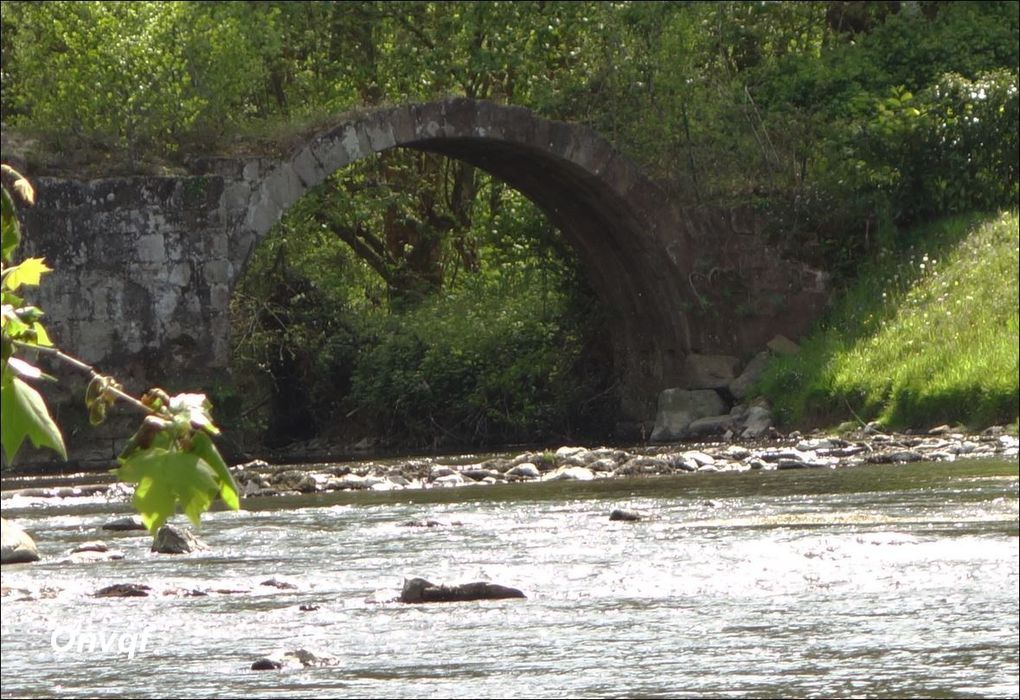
<box><xmin>758</xmin><ymin>210</ymin><xmax>1019</xmax><ymax>431</ymax></box>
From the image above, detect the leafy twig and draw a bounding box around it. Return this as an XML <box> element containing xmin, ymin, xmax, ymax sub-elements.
<box><xmin>14</xmin><ymin>341</ymin><xmax>152</xmax><ymax>415</ymax></box>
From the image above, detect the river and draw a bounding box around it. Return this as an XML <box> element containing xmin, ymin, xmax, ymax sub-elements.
<box><xmin>2</xmin><ymin>458</ymin><xmax>1018</xmax><ymax>698</ymax></box>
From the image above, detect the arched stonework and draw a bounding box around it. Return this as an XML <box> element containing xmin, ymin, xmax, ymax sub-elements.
<box><xmin>221</xmin><ymin>99</ymin><xmax>698</xmax><ymax>417</ymax></box>
<box><xmin>18</xmin><ymin>98</ymin><xmax>827</xmax><ymax>448</ymax></box>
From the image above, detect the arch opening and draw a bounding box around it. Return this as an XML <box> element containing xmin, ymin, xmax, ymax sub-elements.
<box><xmin>228</xmin><ymin>100</ymin><xmax>697</xmax><ymax>440</ymax></box>
<box><xmin>228</xmin><ymin>146</ymin><xmax>621</xmax><ymax>450</ymax></box>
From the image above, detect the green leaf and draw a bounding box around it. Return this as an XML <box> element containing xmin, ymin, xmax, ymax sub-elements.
<box><xmin>189</xmin><ymin>430</ymin><xmax>240</xmax><ymax>510</ymax></box>
<box><xmin>132</xmin><ymin>474</ymin><xmax>177</xmax><ymax>535</ymax></box>
<box><xmin>29</xmin><ymin>322</ymin><xmax>53</xmax><ymax>347</ymax></box>
<box><xmin>3</xmin><ymin>258</ymin><xmax>52</xmax><ymax>290</ymax></box>
<box><xmin>2</xmin><ymin>314</ymin><xmax>30</xmax><ymax>340</ymax></box>
<box><xmin>1</xmin><ymin>188</ymin><xmax>20</xmax><ymax>264</ymax></box>
<box><xmin>1</xmin><ymin>291</ymin><xmax>24</xmax><ymax>309</ymax></box>
<box><xmin>0</xmin><ymin>369</ymin><xmax>67</xmax><ymax>463</ymax></box>
<box><xmin>115</xmin><ymin>448</ymin><xmax>221</xmax><ymax>533</ymax></box>
<box><xmin>14</xmin><ymin>305</ymin><xmax>45</xmax><ymax>323</ymax></box>
<box><xmin>168</xmin><ymin>392</ymin><xmax>219</xmax><ymax>434</ymax></box>
<box><xmin>2</xmin><ymin>165</ymin><xmax>35</xmax><ymax>206</ymax></box>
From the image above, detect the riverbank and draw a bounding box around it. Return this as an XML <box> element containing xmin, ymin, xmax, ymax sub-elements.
<box><xmin>5</xmin><ymin>424</ymin><xmax>1014</xmax><ymax>503</ymax></box>
<box><xmin>757</xmin><ymin>210</ymin><xmax>1020</xmax><ymax>431</ymax></box>
<box><xmin>226</xmin><ymin>424</ymin><xmax>1020</xmax><ymax>498</ymax></box>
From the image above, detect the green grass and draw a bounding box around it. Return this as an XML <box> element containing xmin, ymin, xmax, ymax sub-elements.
<box><xmin>758</xmin><ymin>210</ymin><xmax>1020</xmax><ymax>432</ymax></box>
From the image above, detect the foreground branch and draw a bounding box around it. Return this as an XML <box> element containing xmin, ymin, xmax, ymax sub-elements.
<box><xmin>15</xmin><ymin>341</ymin><xmax>153</xmax><ymax>415</ymax></box>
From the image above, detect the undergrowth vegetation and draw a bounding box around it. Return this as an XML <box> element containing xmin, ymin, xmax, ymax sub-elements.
<box><xmin>758</xmin><ymin>210</ymin><xmax>1019</xmax><ymax>431</ymax></box>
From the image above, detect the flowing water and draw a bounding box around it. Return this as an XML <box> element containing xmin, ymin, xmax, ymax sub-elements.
<box><xmin>2</xmin><ymin>458</ymin><xmax>1018</xmax><ymax>698</ymax></box>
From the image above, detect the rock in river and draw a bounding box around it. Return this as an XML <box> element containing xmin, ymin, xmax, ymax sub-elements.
<box><xmin>72</xmin><ymin>540</ymin><xmax>110</xmax><ymax>553</ymax></box>
<box><xmin>251</xmin><ymin>648</ymin><xmax>339</xmax><ymax>670</ymax></box>
<box><xmin>102</xmin><ymin>515</ymin><xmax>147</xmax><ymax>532</ymax></box>
<box><xmin>1</xmin><ymin>518</ymin><xmax>40</xmax><ymax>564</ymax></box>
<box><xmin>68</xmin><ymin>540</ymin><xmax>126</xmax><ymax>562</ymax></box>
<box><xmin>94</xmin><ymin>583</ymin><xmax>151</xmax><ymax>597</ymax></box>
<box><xmin>400</xmin><ymin>577</ymin><xmax>526</xmax><ymax>604</ymax></box>
<box><xmin>250</xmin><ymin>658</ymin><xmax>282</xmax><ymax>671</ymax></box>
<box><xmin>151</xmin><ymin>525</ymin><xmax>208</xmax><ymax>554</ymax></box>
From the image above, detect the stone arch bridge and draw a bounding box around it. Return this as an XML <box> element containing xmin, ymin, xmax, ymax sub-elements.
<box><xmin>16</xmin><ymin>98</ymin><xmax>826</xmax><ymax>446</ymax></box>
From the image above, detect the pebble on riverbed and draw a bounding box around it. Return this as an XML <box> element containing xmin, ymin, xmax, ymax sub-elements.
<box><xmin>67</xmin><ymin>540</ymin><xmax>126</xmax><ymax>563</ymax></box>
<box><xmin>399</xmin><ymin>519</ymin><xmax>463</xmax><ymax>527</ymax></box>
<box><xmin>250</xmin><ymin>649</ymin><xmax>339</xmax><ymax>671</ymax></box>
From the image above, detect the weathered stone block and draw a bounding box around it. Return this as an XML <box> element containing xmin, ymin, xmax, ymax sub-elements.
<box><xmin>263</xmin><ymin>164</ymin><xmax>305</xmax><ymax>212</ymax></box>
<box><xmin>135</xmin><ymin>233</ymin><xmax>166</xmax><ymax>264</ymax></box>
<box><xmin>202</xmin><ymin>259</ymin><xmax>233</xmax><ymax>287</ymax></box>
<box><xmin>767</xmin><ymin>334</ymin><xmax>800</xmax><ymax>355</ymax></box>
<box><xmin>341</xmin><ymin>123</ymin><xmax>370</xmax><ymax>160</ymax></box>
<box><xmin>684</xmin><ymin>414</ymin><xmax>735</xmax><ymax>438</ymax></box>
<box><xmin>308</xmin><ymin>132</ymin><xmax>352</xmax><ymax>174</ymax></box>
<box><xmin>650</xmin><ymin>389</ymin><xmax>727</xmax><ymax>442</ymax></box>
<box><xmin>729</xmin><ymin>350</ymin><xmax>771</xmax><ymax>400</ymax></box>
<box><xmin>221</xmin><ymin>180</ymin><xmax>254</xmax><ymax>220</ymax></box>
<box><xmin>741</xmin><ymin>404</ymin><xmax>774</xmax><ymax>439</ymax></box>
<box><xmin>364</xmin><ymin>121</ymin><xmax>396</xmax><ymax>151</ymax></box>
<box><xmin>289</xmin><ymin>148</ymin><xmax>325</xmax><ymax>188</ymax></box>
<box><xmin>244</xmin><ymin>197</ymin><xmax>282</xmax><ymax>237</ymax></box>
<box><xmin>684</xmin><ymin>354</ymin><xmax>741</xmax><ymax>389</ymax></box>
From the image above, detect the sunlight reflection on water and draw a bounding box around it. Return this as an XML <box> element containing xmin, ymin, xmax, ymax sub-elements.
<box><xmin>2</xmin><ymin>459</ymin><xmax>1017</xmax><ymax>698</ymax></box>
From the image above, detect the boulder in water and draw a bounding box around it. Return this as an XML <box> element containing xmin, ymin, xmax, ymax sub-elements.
<box><xmin>102</xmin><ymin>515</ymin><xmax>147</xmax><ymax>532</ymax></box>
<box><xmin>151</xmin><ymin>525</ymin><xmax>208</xmax><ymax>554</ymax></box>
<box><xmin>68</xmin><ymin>540</ymin><xmax>126</xmax><ymax>562</ymax></box>
<box><xmin>250</xmin><ymin>658</ymin><xmax>282</xmax><ymax>671</ymax></box>
<box><xmin>1</xmin><ymin>518</ymin><xmax>40</xmax><ymax>564</ymax></box>
<box><xmin>251</xmin><ymin>648</ymin><xmax>338</xmax><ymax>671</ymax></box>
<box><xmin>400</xmin><ymin>577</ymin><xmax>526</xmax><ymax>604</ymax></box>
<box><xmin>94</xmin><ymin>583</ymin><xmax>151</xmax><ymax>597</ymax></box>
<box><xmin>72</xmin><ymin>540</ymin><xmax>110</xmax><ymax>553</ymax></box>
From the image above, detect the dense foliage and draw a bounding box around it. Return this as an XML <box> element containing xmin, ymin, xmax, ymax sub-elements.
<box><xmin>4</xmin><ymin>2</ymin><xmax>1015</xmax><ymax>232</ymax></box>
<box><xmin>2</xmin><ymin>1</ymin><xmax>1017</xmax><ymax>442</ymax></box>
